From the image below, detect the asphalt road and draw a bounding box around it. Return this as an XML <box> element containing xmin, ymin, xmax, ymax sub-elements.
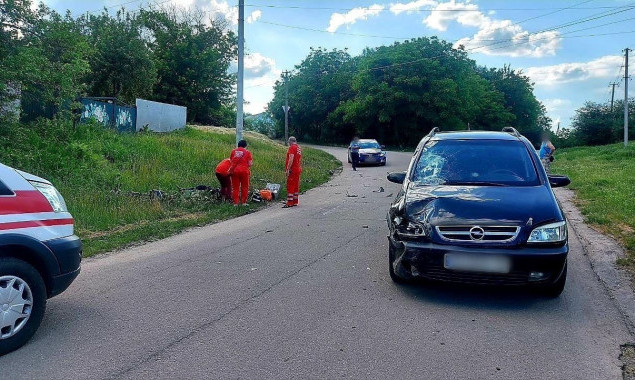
<box><xmin>1</xmin><ymin>147</ymin><xmax>632</xmax><ymax>379</ymax></box>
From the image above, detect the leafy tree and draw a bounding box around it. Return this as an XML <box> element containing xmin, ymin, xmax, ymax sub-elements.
<box><xmin>268</xmin><ymin>48</ymin><xmax>356</xmax><ymax>141</ymax></box>
<box><xmin>140</xmin><ymin>8</ymin><xmax>237</xmax><ymax>125</ymax></box>
<box><xmin>335</xmin><ymin>38</ymin><xmax>514</xmax><ymax>147</ymax></box>
<box><xmin>479</xmin><ymin>65</ymin><xmax>550</xmax><ymax>144</ymax></box>
<box><xmin>244</xmin><ymin>113</ymin><xmax>276</xmax><ymax>137</ymax></box>
<box><xmin>3</xmin><ymin>4</ymin><xmax>92</xmax><ymax>121</ymax></box>
<box><xmin>78</xmin><ymin>10</ymin><xmax>156</xmax><ymax>104</ymax></box>
<box><xmin>568</xmin><ymin>100</ymin><xmax>634</xmax><ymax>146</ymax></box>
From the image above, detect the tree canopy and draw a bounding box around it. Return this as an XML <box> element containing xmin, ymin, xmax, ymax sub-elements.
<box><xmin>1</xmin><ymin>1</ymin><xmax>236</xmax><ymax>126</ymax></box>
<box><xmin>268</xmin><ymin>38</ymin><xmax>550</xmax><ymax>147</ymax></box>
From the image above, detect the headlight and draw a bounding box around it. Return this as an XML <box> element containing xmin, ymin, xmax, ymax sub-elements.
<box><xmin>527</xmin><ymin>221</ymin><xmax>567</xmax><ymax>243</ymax></box>
<box><xmin>29</xmin><ymin>181</ymin><xmax>68</xmax><ymax>213</ymax></box>
<box><xmin>394</xmin><ymin>217</ymin><xmax>427</xmax><ymax>238</ymax></box>
<box><xmin>379</xmin><ymin>152</ymin><xmax>386</xmax><ymax>156</ymax></box>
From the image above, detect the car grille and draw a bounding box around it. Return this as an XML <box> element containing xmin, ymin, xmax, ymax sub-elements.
<box><xmin>417</xmin><ymin>265</ymin><xmax>530</xmax><ymax>285</ymax></box>
<box><xmin>436</xmin><ymin>226</ymin><xmax>520</xmax><ymax>243</ymax></box>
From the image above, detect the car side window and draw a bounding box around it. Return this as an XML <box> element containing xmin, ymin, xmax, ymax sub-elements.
<box><xmin>0</xmin><ymin>179</ymin><xmax>15</xmax><ymax>196</ymax></box>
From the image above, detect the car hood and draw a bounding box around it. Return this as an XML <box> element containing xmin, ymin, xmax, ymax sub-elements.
<box><xmin>404</xmin><ymin>184</ymin><xmax>562</xmax><ymax>227</ymax></box>
<box><xmin>359</xmin><ymin>148</ymin><xmax>382</xmax><ymax>154</ymax></box>
<box><xmin>16</xmin><ymin>169</ymin><xmax>52</xmax><ymax>185</ymax></box>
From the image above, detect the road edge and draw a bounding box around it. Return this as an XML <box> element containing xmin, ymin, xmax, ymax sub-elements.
<box><xmin>555</xmin><ymin>187</ymin><xmax>635</xmax><ymax>335</ymax></box>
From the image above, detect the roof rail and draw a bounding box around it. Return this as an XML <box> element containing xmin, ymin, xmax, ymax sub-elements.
<box><xmin>428</xmin><ymin>127</ymin><xmax>440</xmax><ymax>137</ymax></box>
<box><xmin>502</xmin><ymin>127</ymin><xmax>521</xmax><ymax>137</ymax></box>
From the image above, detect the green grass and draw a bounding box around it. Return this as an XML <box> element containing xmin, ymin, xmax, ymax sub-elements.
<box><xmin>0</xmin><ymin>120</ymin><xmax>341</xmax><ymax>257</ymax></box>
<box><xmin>552</xmin><ymin>143</ymin><xmax>635</xmax><ymax>266</ymax></box>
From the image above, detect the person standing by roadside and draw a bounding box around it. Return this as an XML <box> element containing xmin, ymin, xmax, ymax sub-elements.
<box><xmin>349</xmin><ymin>136</ymin><xmax>361</xmax><ymax>171</ymax></box>
<box><xmin>215</xmin><ymin>158</ymin><xmax>232</xmax><ymax>201</ymax></box>
<box><xmin>539</xmin><ymin>132</ymin><xmax>556</xmax><ymax>173</ymax></box>
<box><xmin>283</xmin><ymin>136</ymin><xmax>302</xmax><ymax>208</ymax></box>
<box><xmin>229</xmin><ymin>140</ymin><xmax>253</xmax><ymax>206</ymax></box>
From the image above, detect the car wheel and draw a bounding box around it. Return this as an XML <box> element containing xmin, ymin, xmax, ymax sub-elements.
<box><xmin>539</xmin><ymin>263</ymin><xmax>567</xmax><ymax>298</ymax></box>
<box><xmin>0</xmin><ymin>258</ymin><xmax>47</xmax><ymax>356</ymax></box>
<box><xmin>388</xmin><ymin>243</ymin><xmax>407</xmax><ymax>284</ymax></box>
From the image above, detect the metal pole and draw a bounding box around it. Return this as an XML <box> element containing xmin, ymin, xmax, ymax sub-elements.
<box><xmin>235</xmin><ymin>0</ymin><xmax>244</xmax><ymax>145</ymax></box>
<box><xmin>625</xmin><ymin>48</ymin><xmax>631</xmax><ymax>147</ymax></box>
<box><xmin>283</xmin><ymin>70</ymin><xmax>289</xmax><ymax>145</ymax></box>
<box><xmin>609</xmin><ymin>82</ymin><xmax>618</xmax><ymax>112</ymax></box>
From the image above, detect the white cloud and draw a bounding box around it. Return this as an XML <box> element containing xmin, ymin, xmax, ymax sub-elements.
<box><xmin>172</xmin><ymin>0</ymin><xmax>238</xmax><ymax>25</ymax></box>
<box><xmin>327</xmin><ymin>4</ymin><xmax>384</xmax><ymax>33</ymax></box>
<box><xmin>455</xmin><ymin>22</ymin><xmax>561</xmax><ymax>57</ymax></box>
<box><xmin>244</xmin><ymin>52</ymin><xmax>276</xmax><ymax>79</ymax></box>
<box><xmin>543</xmin><ymin>98</ymin><xmax>572</xmax><ymax>113</ymax></box>
<box><xmin>247</xmin><ymin>10</ymin><xmax>262</xmax><ymax>24</ymax></box>
<box><xmin>524</xmin><ymin>55</ymin><xmax>624</xmax><ymax>86</ymax></box>
<box><xmin>393</xmin><ymin>0</ymin><xmax>561</xmax><ymax>57</ymax></box>
<box><xmin>389</xmin><ymin>0</ymin><xmax>437</xmax><ymax>15</ymax></box>
<box><xmin>423</xmin><ymin>1</ymin><xmax>486</xmax><ymax>31</ymax></box>
<box><xmin>241</xmin><ymin>52</ymin><xmax>281</xmax><ymax>113</ymax></box>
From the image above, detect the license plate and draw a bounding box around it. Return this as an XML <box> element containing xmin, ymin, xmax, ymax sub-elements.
<box><xmin>444</xmin><ymin>254</ymin><xmax>511</xmax><ymax>274</ymax></box>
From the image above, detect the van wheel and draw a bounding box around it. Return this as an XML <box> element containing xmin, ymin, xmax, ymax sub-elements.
<box><xmin>0</xmin><ymin>258</ymin><xmax>47</xmax><ymax>356</ymax></box>
<box><xmin>540</xmin><ymin>263</ymin><xmax>567</xmax><ymax>298</ymax></box>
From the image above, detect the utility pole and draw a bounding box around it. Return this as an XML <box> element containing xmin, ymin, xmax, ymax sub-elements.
<box><xmin>282</xmin><ymin>70</ymin><xmax>290</xmax><ymax>145</ymax></box>
<box><xmin>609</xmin><ymin>82</ymin><xmax>618</xmax><ymax>112</ymax></box>
<box><xmin>235</xmin><ymin>0</ymin><xmax>245</xmax><ymax>145</ymax></box>
<box><xmin>624</xmin><ymin>48</ymin><xmax>631</xmax><ymax>147</ymax></box>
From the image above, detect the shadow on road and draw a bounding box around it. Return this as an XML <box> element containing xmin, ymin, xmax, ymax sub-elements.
<box><xmin>393</xmin><ymin>280</ymin><xmax>560</xmax><ymax>311</ymax></box>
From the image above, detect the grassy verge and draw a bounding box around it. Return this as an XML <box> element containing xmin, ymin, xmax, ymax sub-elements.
<box><xmin>552</xmin><ymin>143</ymin><xmax>635</xmax><ymax>267</ymax></box>
<box><xmin>0</xmin><ymin>120</ymin><xmax>341</xmax><ymax>257</ymax></box>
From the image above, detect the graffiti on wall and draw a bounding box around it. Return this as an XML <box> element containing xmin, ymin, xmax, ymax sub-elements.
<box><xmin>80</xmin><ymin>98</ymin><xmax>136</xmax><ymax>133</ymax></box>
<box><xmin>116</xmin><ymin>108</ymin><xmax>132</xmax><ymax>128</ymax></box>
<box><xmin>82</xmin><ymin>103</ymin><xmax>110</xmax><ymax>124</ymax></box>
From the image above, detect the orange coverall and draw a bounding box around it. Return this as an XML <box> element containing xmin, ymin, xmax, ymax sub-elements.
<box><xmin>215</xmin><ymin>158</ymin><xmax>232</xmax><ymax>201</ymax></box>
<box><xmin>229</xmin><ymin>147</ymin><xmax>253</xmax><ymax>205</ymax></box>
<box><xmin>285</xmin><ymin>143</ymin><xmax>302</xmax><ymax>206</ymax></box>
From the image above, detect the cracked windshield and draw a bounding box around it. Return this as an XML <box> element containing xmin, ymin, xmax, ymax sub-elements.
<box><xmin>1</xmin><ymin>0</ymin><xmax>634</xmax><ymax>379</ymax></box>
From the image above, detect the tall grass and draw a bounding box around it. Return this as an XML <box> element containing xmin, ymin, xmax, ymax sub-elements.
<box><xmin>0</xmin><ymin>120</ymin><xmax>341</xmax><ymax>256</ymax></box>
<box><xmin>552</xmin><ymin>143</ymin><xmax>635</xmax><ymax>265</ymax></box>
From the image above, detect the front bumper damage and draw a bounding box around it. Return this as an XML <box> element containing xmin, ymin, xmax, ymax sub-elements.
<box><xmin>388</xmin><ymin>236</ymin><xmax>567</xmax><ymax>286</ymax></box>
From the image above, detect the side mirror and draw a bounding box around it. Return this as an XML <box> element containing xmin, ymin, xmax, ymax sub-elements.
<box><xmin>381</xmin><ymin>145</ymin><xmax>386</xmax><ymax>149</ymax></box>
<box><xmin>387</xmin><ymin>171</ymin><xmax>406</xmax><ymax>184</ymax></box>
<box><xmin>548</xmin><ymin>175</ymin><xmax>570</xmax><ymax>188</ymax></box>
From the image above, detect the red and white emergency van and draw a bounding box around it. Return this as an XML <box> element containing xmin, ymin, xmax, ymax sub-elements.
<box><xmin>0</xmin><ymin>162</ymin><xmax>81</xmax><ymax>355</ymax></box>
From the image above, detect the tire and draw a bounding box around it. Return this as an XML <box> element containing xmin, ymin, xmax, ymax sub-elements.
<box><xmin>388</xmin><ymin>243</ymin><xmax>407</xmax><ymax>284</ymax></box>
<box><xmin>539</xmin><ymin>263</ymin><xmax>567</xmax><ymax>298</ymax></box>
<box><xmin>0</xmin><ymin>258</ymin><xmax>47</xmax><ymax>356</ymax></box>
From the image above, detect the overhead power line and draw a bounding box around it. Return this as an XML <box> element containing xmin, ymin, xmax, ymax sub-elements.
<box><xmin>244</xmin><ymin>3</ymin><xmax>628</xmax><ymax>13</ymax></box>
<box><xmin>266</xmin><ymin>2</ymin><xmax>634</xmax><ymax>77</ymax></box>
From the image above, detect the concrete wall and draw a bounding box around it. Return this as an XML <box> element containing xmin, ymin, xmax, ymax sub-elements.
<box><xmin>136</xmin><ymin>99</ymin><xmax>187</xmax><ymax>132</ymax></box>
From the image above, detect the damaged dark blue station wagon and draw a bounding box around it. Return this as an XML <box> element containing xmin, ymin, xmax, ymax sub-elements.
<box><xmin>386</xmin><ymin>127</ymin><xmax>571</xmax><ymax>297</ymax></box>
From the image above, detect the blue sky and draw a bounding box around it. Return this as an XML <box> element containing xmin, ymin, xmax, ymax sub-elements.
<box><xmin>39</xmin><ymin>0</ymin><xmax>634</xmax><ymax>129</ymax></box>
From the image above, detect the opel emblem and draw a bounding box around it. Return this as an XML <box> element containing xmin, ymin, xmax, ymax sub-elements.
<box><xmin>469</xmin><ymin>226</ymin><xmax>485</xmax><ymax>241</ymax></box>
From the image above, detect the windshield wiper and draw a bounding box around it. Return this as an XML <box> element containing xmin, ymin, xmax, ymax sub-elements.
<box><xmin>443</xmin><ymin>181</ymin><xmax>507</xmax><ymax>187</ymax></box>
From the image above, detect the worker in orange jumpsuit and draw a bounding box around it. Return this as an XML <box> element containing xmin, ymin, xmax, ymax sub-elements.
<box><xmin>229</xmin><ymin>139</ymin><xmax>253</xmax><ymax>206</ymax></box>
<box><xmin>284</xmin><ymin>136</ymin><xmax>302</xmax><ymax>208</ymax></box>
<box><xmin>215</xmin><ymin>158</ymin><xmax>232</xmax><ymax>201</ymax></box>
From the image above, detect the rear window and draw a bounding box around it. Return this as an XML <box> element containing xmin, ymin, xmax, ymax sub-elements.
<box><xmin>0</xmin><ymin>179</ymin><xmax>14</xmax><ymax>196</ymax></box>
<box><xmin>412</xmin><ymin>139</ymin><xmax>539</xmax><ymax>187</ymax></box>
